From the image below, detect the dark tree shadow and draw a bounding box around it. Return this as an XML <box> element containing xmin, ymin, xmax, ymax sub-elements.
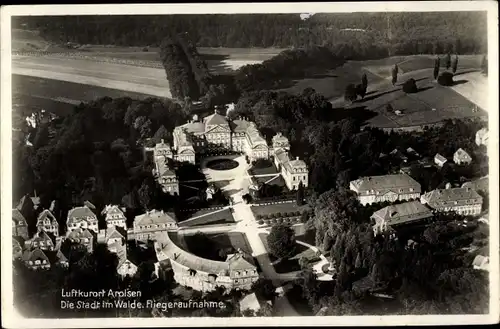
<box><xmin>453</xmin><ymin>69</ymin><xmax>481</xmax><ymax>76</ymax></box>
<box><xmin>309</xmin><ymin>73</ymin><xmax>339</xmax><ymax>79</ymax></box>
<box><xmin>201</xmin><ymin>54</ymin><xmax>229</xmax><ymax>61</ymax></box>
<box><xmin>328</xmin><ymin>106</ymin><xmax>377</xmax><ymax>124</ymax></box>
<box><xmin>452</xmin><ymin>80</ymin><xmax>469</xmax><ymax>86</ymax></box>
<box><xmin>414</xmin><ymin>86</ymin><xmax>434</xmax><ymax>93</ymax></box>
<box><xmin>355</xmin><ymin>88</ymin><xmax>400</xmax><ymax>103</ymax></box>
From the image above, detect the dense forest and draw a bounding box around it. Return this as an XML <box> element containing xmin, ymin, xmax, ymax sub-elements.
<box><xmin>14</xmin><ymin>12</ymin><xmax>487</xmax><ymax>54</ymax></box>
<box><xmin>229</xmin><ymin>89</ymin><xmax>488</xmax><ymax>196</ymax></box>
<box><xmin>13</xmin><ymin>96</ymin><xmax>189</xmax><ymax>232</ymax></box>
<box><xmin>295</xmin><ymin>189</ymin><xmax>489</xmax><ymax>315</ymax></box>
<box><xmin>159</xmin><ymin>35</ymin><xmax>213</xmax><ymax>100</ymax></box>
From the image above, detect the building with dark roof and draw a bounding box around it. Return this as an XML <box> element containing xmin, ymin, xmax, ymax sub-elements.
<box><xmin>102</xmin><ymin>205</ymin><xmax>127</xmax><ymax>229</ymax></box>
<box><xmin>22</xmin><ymin>248</ymin><xmax>51</xmax><ymax>270</ymax></box>
<box><xmin>25</xmin><ymin>230</ymin><xmax>58</xmax><ymax>251</ymax></box>
<box><xmin>349</xmin><ymin>174</ymin><xmax>421</xmax><ymax>205</ymax></box>
<box><xmin>12</xmin><ymin>209</ymin><xmax>29</xmax><ymax>239</ymax></box>
<box><xmin>67</xmin><ymin>205</ymin><xmax>98</xmax><ymax>233</ymax></box>
<box><xmin>66</xmin><ymin>228</ymin><xmax>96</xmax><ymax>253</ymax></box>
<box><xmin>371</xmin><ymin>201</ymin><xmax>434</xmax><ymax>236</ymax></box>
<box><xmin>421</xmin><ymin>187</ymin><xmax>483</xmax><ymax>216</ymax></box>
<box><xmin>36</xmin><ymin>209</ymin><xmax>59</xmax><ymax>236</ymax></box>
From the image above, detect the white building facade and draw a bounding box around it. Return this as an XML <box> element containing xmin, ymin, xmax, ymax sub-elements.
<box><xmin>350</xmin><ymin>174</ymin><xmax>421</xmax><ymax>206</ymax></box>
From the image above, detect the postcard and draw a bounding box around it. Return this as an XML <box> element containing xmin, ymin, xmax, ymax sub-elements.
<box><xmin>1</xmin><ymin>2</ymin><xmax>498</xmax><ymax>327</ymax></box>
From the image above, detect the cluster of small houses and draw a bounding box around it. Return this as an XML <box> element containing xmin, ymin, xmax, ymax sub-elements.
<box><xmin>11</xmin><ymin>197</ymin><xmax>184</xmax><ymax>277</ymax></box>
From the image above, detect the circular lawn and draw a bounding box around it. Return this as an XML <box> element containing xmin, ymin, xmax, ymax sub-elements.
<box><xmin>206</xmin><ymin>158</ymin><xmax>239</xmax><ymax>171</ymax></box>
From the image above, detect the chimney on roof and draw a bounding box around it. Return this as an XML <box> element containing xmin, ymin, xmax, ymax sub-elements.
<box><xmin>49</xmin><ymin>200</ymin><xmax>56</xmax><ymax>212</ymax></box>
<box><xmin>296</xmin><ymin>156</ymin><xmax>299</xmax><ymax>161</ymax></box>
<box><xmin>445</xmin><ymin>183</ymin><xmax>451</xmax><ymax>189</ymax></box>
<box><xmin>161</xmin><ymin>139</ymin><xmax>164</xmax><ymax>144</ymax></box>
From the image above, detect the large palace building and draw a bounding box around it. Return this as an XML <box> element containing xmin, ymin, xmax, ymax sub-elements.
<box><xmin>152</xmin><ymin>110</ymin><xmax>309</xmax><ymax>192</ymax></box>
<box><xmin>172</xmin><ymin>110</ymin><xmax>270</xmax><ymax>163</ymax></box>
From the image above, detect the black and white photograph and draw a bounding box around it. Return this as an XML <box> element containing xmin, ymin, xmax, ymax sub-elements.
<box><xmin>1</xmin><ymin>2</ymin><xmax>498</xmax><ymax>327</ymax></box>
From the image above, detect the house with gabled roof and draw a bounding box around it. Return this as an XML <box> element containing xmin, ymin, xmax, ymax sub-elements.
<box><xmin>475</xmin><ymin>128</ymin><xmax>488</xmax><ymax>147</ymax></box>
<box><xmin>98</xmin><ymin>225</ymin><xmax>127</xmax><ymax>251</ymax></box>
<box><xmin>350</xmin><ymin>174</ymin><xmax>421</xmax><ymax>205</ymax></box>
<box><xmin>16</xmin><ymin>194</ymin><xmax>35</xmax><ymax>220</ymax></box>
<box><xmin>13</xmin><ymin>236</ymin><xmax>25</xmax><ymax>259</ymax></box>
<box><xmin>133</xmin><ymin>210</ymin><xmax>178</xmax><ymax>242</ymax></box>
<box><xmin>66</xmin><ymin>228</ymin><xmax>96</xmax><ymax>253</ymax></box>
<box><xmin>461</xmin><ymin>176</ymin><xmax>489</xmax><ymax>194</ymax></box>
<box><xmin>45</xmin><ymin>249</ymin><xmax>70</xmax><ymax>268</ymax></box>
<box><xmin>453</xmin><ymin>148</ymin><xmax>472</xmax><ymax>165</ymax></box>
<box><xmin>102</xmin><ymin>205</ymin><xmax>127</xmax><ymax>229</ymax></box>
<box><xmin>22</xmin><ymin>248</ymin><xmax>51</xmax><ymax>270</ymax></box>
<box><xmin>12</xmin><ymin>209</ymin><xmax>29</xmax><ymax>239</ymax></box>
<box><xmin>472</xmin><ymin>255</ymin><xmax>489</xmax><ymax>272</ymax></box>
<box><xmin>371</xmin><ymin>201</ymin><xmax>434</xmax><ymax>236</ymax></box>
<box><xmin>67</xmin><ymin>205</ymin><xmax>98</xmax><ymax>233</ymax></box>
<box><xmin>117</xmin><ymin>253</ymin><xmax>138</xmax><ymax>278</ymax></box>
<box><xmin>36</xmin><ymin>209</ymin><xmax>59</xmax><ymax>236</ymax></box>
<box><xmin>25</xmin><ymin>230</ymin><xmax>57</xmax><ymax>251</ymax></box>
<box><xmin>434</xmin><ymin>153</ymin><xmax>448</xmax><ymax>168</ymax></box>
<box><xmin>421</xmin><ymin>186</ymin><xmax>482</xmax><ymax>216</ymax></box>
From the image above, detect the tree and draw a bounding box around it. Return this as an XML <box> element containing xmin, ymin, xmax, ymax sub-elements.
<box><xmin>361</xmin><ymin>73</ymin><xmax>368</xmax><ymax>92</ymax></box>
<box><xmin>445</xmin><ymin>53</ymin><xmax>451</xmax><ymax>70</ymax></box>
<box><xmin>481</xmin><ymin>55</ymin><xmax>488</xmax><ymax>75</ymax></box>
<box><xmin>452</xmin><ymin>55</ymin><xmax>459</xmax><ymax>73</ymax></box>
<box><xmin>437</xmin><ymin>72</ymin><xmax>454</xmax><ymax>86</ymax></box>
<box><xmin>267</xmin><ymin>224</ymin><xmax>296</xmax><ymax>259</ymax></box>
<box><xmin>138</xmin><ymin>181</ymin><xmax>153</xmax><ymax>211</ymax></box>
<box><xmin>402</xmin><ymin>78</ymin><xmax>418</xmax><ymax>93</ymax></box>
<box><xmin>355</xmin><ymin>83</ymin><xmax>366</xmax><ymax>99</ymax></box>
<box><xmin>251</xmin><ymin>278</ymin><xmax>276</xmax><ymax>301</ymax></box>
<box><xmin>296</xmin><ymin>181</ymin><xmax>305</xmax><ymax>206</ymax></box>
<box><xmin>433</xmin><ymin>57</ymin><xmax>440</xmax><ymax>80</ymax></box>
<box><xmin>313</xmin><ymin>189</ymin><xmax>362</xmax><ymax>246</ymax></box>
<box><xmin>391</xmin><ymin>65</ymin><xmax>398</xmax><ymax>86</ymax></box>
<box><xmin>354</xmin><ymin>252</ymin><xmax>362</xmax><ymax>269</ymax></box>
<box><xmin>33</xmin><ymin>124</ymin><xmax>50</xmax><ymax>149</ymax></box>
<box><xmin>344</xmin><ymin>83</ymin><xmax>358</xmax><ymax>102</ymax></box>
<box><xmin>152</xmin><ymin>125</ymin><xmax>170</xmax><ymax>144</ymax></box>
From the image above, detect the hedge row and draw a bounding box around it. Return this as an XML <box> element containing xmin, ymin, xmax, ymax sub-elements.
<box><xmin>257</xmin><ymin>216</ymin><xmax>302</xmax><ymax>226</ymax></box>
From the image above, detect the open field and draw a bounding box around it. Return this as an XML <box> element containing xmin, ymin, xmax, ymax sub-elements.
<box><xmin>12</xmin><ymin>29</ymin><xmax>284</xmax><ymax>74</ymax></box>
<box><xmin>449</xmin><ymin>71</ymin><xmax>489</xmax><ymax>112</ymax></box>
<box><xmin>328</xmin><ymin>66</ymin><xmax>487</xmax><ymax>129</ymax></box>
<box><xmin>280</xmin><ymin>61</ymin><xmax>384</xmax><ymax>100</ymax></box>
<box><xmin>12</xmin><ymin>75</ymin><xmax>158</xmax><ymax>117</ymax></box>
<box><xmin>13</xmin><ymin>55</ymin><xmax>172</xmax><ymax>98</ymax></box>
<box><xmin>177</xmin><ymin>208</ymin><xmax>235</xmax><ymax>227</ymax></box>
